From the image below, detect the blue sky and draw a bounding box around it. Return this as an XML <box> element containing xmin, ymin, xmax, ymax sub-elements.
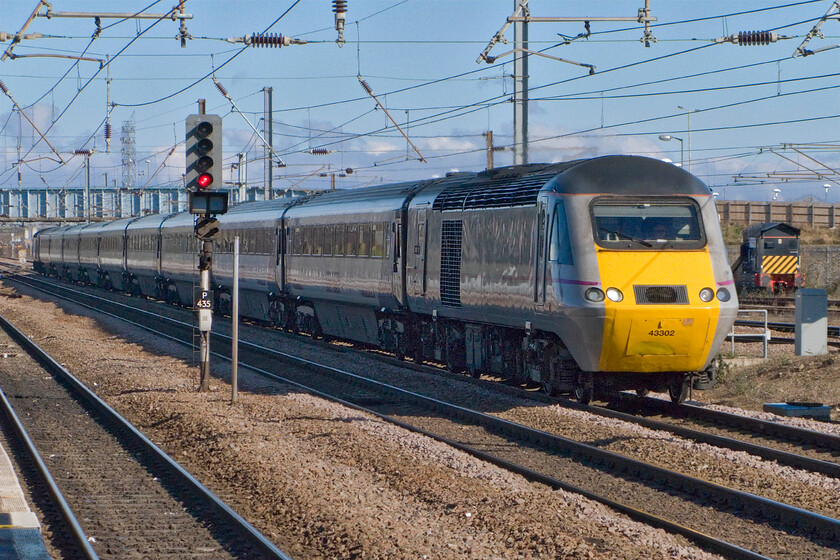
<box><xmin>1</xmin><ymin>0</ymin><xmax>838</xmax><ymax>202</ymax></box>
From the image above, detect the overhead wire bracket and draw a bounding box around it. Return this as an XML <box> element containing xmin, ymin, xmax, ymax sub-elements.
<box><xmin>0</xmin><ymin>80</ymin><xmax>66</xmax><ymax>164</ymax></box>
<box><xmin>357</xmin><ymin>75</ymin><xmax>427</xmax><ymax>163</ymax></box>
<box><xmin>794</xmin><ymin>0</ymin><xmax>840</xmax><ymax>57</ymax></box>
<box><xmin>212</xmin><ymin>77</ymin><xmax>286</xmax><ymax>168</ymax></box>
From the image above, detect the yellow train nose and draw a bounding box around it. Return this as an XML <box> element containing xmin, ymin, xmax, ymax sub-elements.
<box><xmin>600</xmin><ymin>310</ymin><xmax>713</xmax><ymax>372</ymax></box>
<box><xmin>594</xmin><ymin>251</ymin><xmax>720</xmax><ymax>373</ymax></box>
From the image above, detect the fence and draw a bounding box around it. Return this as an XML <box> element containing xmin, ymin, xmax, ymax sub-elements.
<box><xmin>717</xmin><ymin>200</ymin><xmax>839</xmax><ymax>229</ymax></box>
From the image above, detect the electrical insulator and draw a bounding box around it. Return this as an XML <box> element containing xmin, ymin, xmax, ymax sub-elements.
<box><xmin>214</xmin><ymin>80</ymin><xmax>229</xmax><ymax>97</ymax></box>
<box><xmin>104</xmin><ymin>122</ymin><xmax>112</xmax><ymax>140</ymax></box>
<box><xmin>250</xmin><ymin>33</ymin><xmax>291</xmax><ymax>48</ymax></box>
<box><xmin>74</xmin><ymin>149</ymin><xmax>92</xmax><ymax>156</ymax></box>
<box><xmin>359</xmin><ymin>79</ymin><xmax>374</xmax><ymax>96</ymax></box>
<box><xmin>738</xmin><ymin>31</ymin><xmax>777</xmax><ymax>45</ymax></box>
<box><xmin>333</xmin><ymin>0</ymin><xmax>347</xmax><ymax>47</ymax></box>
<box><xmin>309</xmin><ymin>148</ymin><xmax>331</xmax><ymax>155</ymax></box>
<box><xmin>733</xmin><ymin>31</ymin><xmax>778</xmax><ymax>46</ymax></box>
<box><xmin>0</xmin><ymin>81</ymin><xmax>7</xmax><ymax>95</ymax></box>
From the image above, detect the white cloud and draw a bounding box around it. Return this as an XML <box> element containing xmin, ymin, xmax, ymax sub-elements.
<box><xmin>423</xmin><ymin>136</ymin><xmax>479</xmax><ymax>153</ymax></box>
<box><xmin>358</xmin><ymin>139</ymin><xmax>401</xmax><ymax>156</ymax></box>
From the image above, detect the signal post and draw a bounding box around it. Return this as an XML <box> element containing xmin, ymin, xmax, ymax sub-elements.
<box><xmin>186</xmin><ymin>112</ymin><xmax>228</xmax><ymax>392</ymax></box>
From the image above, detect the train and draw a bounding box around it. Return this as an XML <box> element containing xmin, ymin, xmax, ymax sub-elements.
<box><xmin>733</xmin><ymin>222</ymin><xmax>804</xmax><ymax>294</ymax></box>
<box><xmin>33</xmin><ymin>155</ymin><xmax>738</xmax><ymax>403</ymax></box>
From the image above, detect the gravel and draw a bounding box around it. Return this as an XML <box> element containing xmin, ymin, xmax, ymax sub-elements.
<box><xmin>2</xmin><ymin>280</ymin><xmax>825</xmax><ymax>559</ymax></box>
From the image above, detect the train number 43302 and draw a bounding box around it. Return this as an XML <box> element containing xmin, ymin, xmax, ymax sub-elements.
<box><xmin>648</xmin><ymin>329</ymin><xmax>676</xmax><ymax>336</ymax></box>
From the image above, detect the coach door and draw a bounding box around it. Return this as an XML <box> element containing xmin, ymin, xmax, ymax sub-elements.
<box><xmin>534</xmin><ymin>199</ymin><xmax>548</xmax><ymax>309</ymax></box>
<box><xmin>410</xmin><ymin>205</ymin><xmax>429</xmax><ymax>298</ymax></box>
<box><xmin>390</xmin><ymin>211</ymin><xmax>405</xmax><ymax>306</ymax></box>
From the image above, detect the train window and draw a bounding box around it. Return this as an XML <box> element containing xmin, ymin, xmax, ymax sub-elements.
<box><xmin>303</xmin><ymin>227</ymin><xmax>314</xmax><ymax>255</ymax></box>
<box><xmin>371</xmin><ymin>223</ymin><xmax>385</xmax><ymax>258</ymax></box>
<box><xmin>333</xmin><ymin>224</ymin><xmax>345</xmax><ymax>256</ymax></box>
<box><xmin>261</xmin><ymin>230</ymin><xmax>273</xmax><ymax>254</ymax></box>
<box><xmin>549</xmin><ymin>202</ymin><xmax>574</xmax><ymax>265</ymax></box>
<box><xmin>324</xmin><ymin>226</ymin><xmax>334</xmax><ymax>256</ymax></box>
<box><xmin>346</xmin><ymin>224</ymin><xmax>359</xmax><ymax>257</ymax></box>
<box><xmin>359</xmin><ymin>224</ymin><xmax>371</xmax><ymax>257</ymax></box>
<box><xmin>293</xmin><ymin>227</ymin><xmax>304</xmax><ymax>255</ymax></box>
<box><xmin>591</xmin><ymin>198</ymin><xmax>705</xmax><ymax>250</ymax></box>
<box><xmin>313</xmin><ymin>225</ymin><xmax>324</xmax><ymax>256</ymax></box>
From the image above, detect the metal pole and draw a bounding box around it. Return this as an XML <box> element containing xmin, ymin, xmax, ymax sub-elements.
<box><xmin>231</xmin><ymin>236</ymin><xmax>239</xmax><ymax>404</ymax></box>
<box><xmin>513</xmin><ymin>0</ymin><xmax>529</xmax><ymax>165</ymax></box>
<box><xmin>198</xmin><ymin>240</ymin><xmax>212</xmax><ymax>392</ymax></box>
<box><xmin>85</xmin><ymin>154</ymin><xmax>91</xmax><ymax>223</ymax></box>
<box><xmin>680</xmin><ymin>141</ymin><xmax>684</xmax><ymax>170</ymax></box>
<box><xmin>264</xmin><ymin>87</ymin><xmax>273</xmax><ymax>200</ymax></box>
<box><xmin>687</xmin><ymin>111</ymin><xmax>691</xmax><ymax>173</ymax></box>
<box><xmin>237</xmin><ymin>153</ymin><xmax>245</xmax><ymax>203</ymax></box>
<box><xmin>485</xmin><ymin>131</ymin><xmax>494</xmax><ymax>170</ymax></box>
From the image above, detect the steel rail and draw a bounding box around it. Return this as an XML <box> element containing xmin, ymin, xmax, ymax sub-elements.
<box><xmin>0</xmin><ymin>387</ymin><xmax>99</xmax><ymax>559</ymax></box>
<box><xmin>0</xmin><ymin>307</ymin><xmax>293</xmax><ymax>560</ymax></box>
<box><xmin>571</xmin><ymin>396</ymin><xmax>840</xmax><ymax>478</ymax></box>
<box><xmin>636</xmin><ymin>395</ymin><xmax>840</xmax><ymax>452</ymax></box>
<box><xmin>5</xmin><ymin>273</ymin><xmax>836</xmax><ymax>556</ymax></box>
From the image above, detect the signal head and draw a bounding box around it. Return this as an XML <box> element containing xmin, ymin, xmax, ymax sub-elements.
<box><xmin>185</xmin><ymin>114</ymin><xmax>222</xmax><ymax>192</ymax></box>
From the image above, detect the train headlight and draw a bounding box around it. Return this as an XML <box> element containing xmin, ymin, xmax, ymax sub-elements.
<box><xmin>585</xmin><ymin>287</ymin><xmax>605</xmax><ymax>302</ymax></box>
<box><xmin>716</xmin><ymin>288</ymin><xmax>731</xmax><ymax>302</ymax></box>
<box><xmin>699</xmin><ymin>288</ymin><xmax>715</xmax><ymax>302</ymax></box>
<box><xmin>606</xmin><ymin>287</ymin><xmax>624</xmax><ymax>302</ymax></box>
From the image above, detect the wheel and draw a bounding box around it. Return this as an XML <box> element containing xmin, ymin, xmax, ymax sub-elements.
<box><xmin>574</xmin><ymin>373</ymin><xmax>594</xmax><ymax>405</ymax></box>
<box><xmin>412</xmin><ymin>344</ymin><xmax>424</xmax><ymax>365</ymax></box>
<box><xmin>669</xmin><ymin>376</ymin><xmax>690</xmax><ymax>403</ymax></box>
<box><xmin>541</xmin><ymin>378</ymin><xmax>560</xmax><ymax>397</ymax></box>
<box><xmin>445</xmin><ymin>334</ymin><xmax>466</xmax><ymax>374</ymax></box>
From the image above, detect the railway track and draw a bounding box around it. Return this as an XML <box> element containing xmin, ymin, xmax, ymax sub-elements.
<box><xmin>589</xmin><ymin>395</ymin><xmax>840</xmax><ymax>479</ymax></box>
<box><xmin>0</xmin><ymin>305</ymin><xmax>291</xmax><ymax>559</ymax></box>
<box><xmin>6</xmin><ymin>270</ymin><xmax>840</xmax><ymax>559</ymax></box>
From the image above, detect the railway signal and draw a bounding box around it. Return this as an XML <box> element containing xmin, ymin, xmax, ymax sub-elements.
<box><xmin>185</xmin><ymin>112</ymin><xmax>226</xmax><ymax>392</ymax></box>
<box><xmin>185</xmin><ymin>114</ymin><xmax>222</xmax><ymax>192</ymax></box>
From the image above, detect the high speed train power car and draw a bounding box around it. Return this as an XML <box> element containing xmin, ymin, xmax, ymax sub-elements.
<box><xmin>33</xmin><ymin>155</ymin><xmax>738</xmax><ymax>403</ymax></box>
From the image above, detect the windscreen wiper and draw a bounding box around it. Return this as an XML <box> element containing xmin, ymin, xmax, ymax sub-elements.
<box><xmin>599</xmin><ymin>227</ymin><xmax>652</xmax><ymax>248</ymax></box>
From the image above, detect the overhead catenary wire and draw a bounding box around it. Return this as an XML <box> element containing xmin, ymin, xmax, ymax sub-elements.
<box><xmin>3</xmin><ymin>1</ymin><xmax>837</xmax><ymax>191</ymax></box>
<box><xmin>0</xmin><ymin>2</ymin><xmax>172</xmax><ymax>186</ymax></box>
<box><xmin>113</xmin><ymin>0</ymin><xmax>302</xmax><ymax>108</ymax></box>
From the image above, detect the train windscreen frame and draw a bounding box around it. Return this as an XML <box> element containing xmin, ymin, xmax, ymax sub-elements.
<box><xmin>590</xmin><ymin>197</ymin><xmax>706</xmax><ymax>250</ymax></box>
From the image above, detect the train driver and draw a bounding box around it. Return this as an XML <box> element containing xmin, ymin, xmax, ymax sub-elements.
<box><xmin>644</xmin><ymin>219</ymin><xmax>670</xmax><ymax>240</ymax></box>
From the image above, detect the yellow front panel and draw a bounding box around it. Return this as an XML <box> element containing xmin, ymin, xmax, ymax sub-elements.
<box><xmin>596</xmin><ymin>249</ymin><xmax>719</xmax><ymax>372</ymax></box>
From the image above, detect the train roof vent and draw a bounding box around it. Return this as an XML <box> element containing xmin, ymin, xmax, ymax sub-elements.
<box><xmin>634</xmin><ymin>285</ymin><xmax>689</xmax><ymax>305</ymax></box>
<box><xmin>433</xmin><ymin>174</ymin><xmax>552</xmax><ymax>211</ymax></box>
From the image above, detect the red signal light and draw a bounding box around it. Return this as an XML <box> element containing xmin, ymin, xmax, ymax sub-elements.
<box><xmin>197</xmin><ymin>173</ymin><xmax>213</xmax><ymax>189</ymax></box>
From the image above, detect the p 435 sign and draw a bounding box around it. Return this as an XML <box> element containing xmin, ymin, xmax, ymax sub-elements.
<box><xmin>196</xmin><ymin>290</ymin><xmax>213</xmax><ymax>331</ymax></box>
